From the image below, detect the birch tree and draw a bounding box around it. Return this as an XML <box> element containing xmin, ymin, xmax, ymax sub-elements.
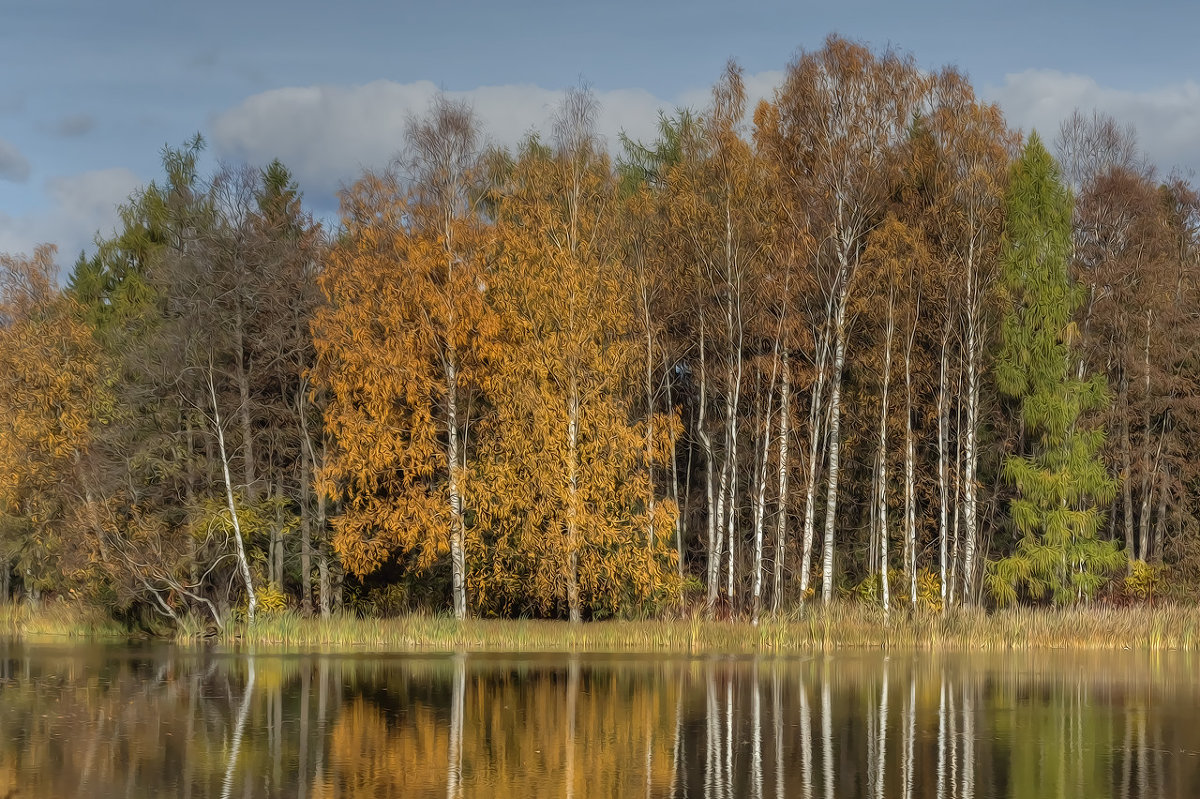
<box><xmin>762</xmin><ymin>36</ymin><xmax>924</xmax><ymax>603</ymax></box>
<box><xmin>313</xmin><ymin>106</ymin><xmax>497</xmax><ymax>617</ymax></box>
<box><xmin>482</xmin><ymin>89</ymin><xmax>678</xmax><ymax>621</ymax></box>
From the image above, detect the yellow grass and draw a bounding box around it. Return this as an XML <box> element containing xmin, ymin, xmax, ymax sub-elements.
<box><xmin>0</xmin><ymin>600</ymin><xmax>127</xmax><ymax>639</ymax></box>
<box><xmin>4</xmin><ymin>599</ymin><xmax>1197</xmax><ymax>652</ymax></box>
<box><xmin>220</xmin><ymin>602</ymin><xmax>1200</xmax><ymax>653</ymax></box>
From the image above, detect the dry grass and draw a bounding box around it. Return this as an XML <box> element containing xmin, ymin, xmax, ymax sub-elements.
<box><xmin>222</xmin><ymin>602</ymin><xmax>1200</xmax><ymax>653</ymax></box>
<box><xmin>4</xmin><ymin>598</ymin><xmax>1195</xmax><ymax>652</ymax></box>
<box><xmin>0</xmin><ymin>600</ymin><xmax>127</xmax><ymax>639</ymax></box>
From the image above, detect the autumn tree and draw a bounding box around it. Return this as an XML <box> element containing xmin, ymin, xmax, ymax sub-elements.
<box><xmin>0</xmin><ymin>246</ymin><xmax>106</xmax><ymax>600</ymax></box>
<box><xmin>1055</xmin><ymin>113</ymin><xmax>1178</xmax><ymax>572</ymax></box>
<box><xmin>313</xmin><ymin>97</ymin><xmax>495</xmax><ymax>618</ymax></box>
<box><xmin>652</xmin><ymin>63</ymin><xmax>773</xmax><ymax>615</ymax></box>
<box><xmin>480</xmin><ymin>89</ymin><xmax>678</xmax><ymax>621</ymax></box>
<box><xmin>759</xmin><ymin>36</ymin><xmax>925</xmax><ymax>604</ymax></box>
<box><xmin>920</xmin><ymin>70</ymin><xmax>1013</xmax><ymax>606</ymax></box>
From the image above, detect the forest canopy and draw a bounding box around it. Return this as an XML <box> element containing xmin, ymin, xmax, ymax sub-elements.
<box><xmin>2</xmin><ymin>35</ymin><xmax>1198</xmax><ymax>625</ymax></box>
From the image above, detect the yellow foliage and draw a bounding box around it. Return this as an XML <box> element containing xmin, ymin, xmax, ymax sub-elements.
<box><xmin>1124</xmin><ymin>560</ymin><xmax>1162</xmax><ymax>601</ymax></box>
<box><xmin>257</xmin><ymin>582</ymin><xmax>289</xmax><ymax>614</ymax></box>
<box><xmin>312</xmin><ymin>165</ymin><xmax>498</xmax><ymax>583</ymax></box>
<box><xmin>475</xmin><ymin>120</ymin><xmax>679</xmax><ymax>619</ymax></box>
<box><xmin>0</xmin><ymin>246</ymin><xmax>107</xmax><ymax>587</ymax></box>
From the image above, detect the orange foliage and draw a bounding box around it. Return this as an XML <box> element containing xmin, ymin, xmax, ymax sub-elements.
<box><xmin>0</xmin><ymin>246</ymin><xmax>106</xmax><ymax>586</ymax></box>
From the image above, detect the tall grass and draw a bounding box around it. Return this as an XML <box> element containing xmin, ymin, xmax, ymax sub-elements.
<box><xmin>222</xmin><ymin>602</ymin><xmax>1200</xmax><ymax>653</ymax></box>
<box><xmin>5</xmin><ymin>598</ymin><xmax>1197</xmax><ymax>652</ymax></box>
<box><xmin>0</xmin><ymin>600</ymin><xmax>127</xmax><ymax>639</ymax></box>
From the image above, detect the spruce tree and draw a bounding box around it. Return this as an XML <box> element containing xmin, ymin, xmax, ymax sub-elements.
<box><xmin>988</xmin><ymin>133</ymin><xmax>1122</xmax><ymax>605</ymax></box>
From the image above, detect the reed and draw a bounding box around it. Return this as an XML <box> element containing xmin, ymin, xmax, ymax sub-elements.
<box><xmin>6</xmin><ymin>599</ymin><xmax>1199</xmax><ymax>652</ymax></box>
<box><xmin>0</xmin><ymin>600</ymin><xmax>127</xmax><ymax>639</ymax></box>
<box><xmin>219</xmin><ymin>602</ymin><xmax>1200</xmax><ymax>653</ymax></box>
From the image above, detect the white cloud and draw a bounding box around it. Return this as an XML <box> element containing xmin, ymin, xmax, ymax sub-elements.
<box><xmin>0</xmin><ymin>138</ymin><xmax>31</xmax><ymax>183</ymax></box>
<box><xmin>0</xmin><ymin>168</ymin><xmax>142</xmax><ymax>272</ymax></box>
<box><xmin>210</xmin><ymin>74</ymin><xmax>786</xmax><ymax>204</ymax></box>
<box><xmin>986</xmin><ymin>70</ymin><xmax>1200</xmax><ymax>178</ymax></box>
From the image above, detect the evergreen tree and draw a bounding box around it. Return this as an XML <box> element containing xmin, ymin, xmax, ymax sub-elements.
<box><xmin>988</xmin><ymin>134</ymin><xmax>1122</xmax><ymax>605</ymax></box>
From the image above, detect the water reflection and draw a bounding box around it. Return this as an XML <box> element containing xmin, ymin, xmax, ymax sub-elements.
<box><xmin>0</xmin><ymin>643</ymin><xmax>1196</xmax><ymax>798</ymax></box>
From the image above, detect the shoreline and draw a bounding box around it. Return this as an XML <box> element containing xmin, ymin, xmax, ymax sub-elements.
<box><xmin>3</xmin><ymin>601</ymin><xmax>1199</xmax><ymax>653</ymax></box>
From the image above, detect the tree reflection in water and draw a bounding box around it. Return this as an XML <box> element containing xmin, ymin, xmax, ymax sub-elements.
<box><xmin>0</xmin><ymin>644</ymin><xmax>1197</xmax><ymax>798</ymax></box>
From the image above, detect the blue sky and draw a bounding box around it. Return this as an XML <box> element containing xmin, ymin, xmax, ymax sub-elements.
<box><xmin>2</xmin><ymin>0</ymin><xmax>1198</xmax><ymax>262</ymax></box>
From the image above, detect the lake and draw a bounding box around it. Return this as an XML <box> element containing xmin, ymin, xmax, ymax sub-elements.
<box><xmin>0</xmin><ymin>641</ymin><xmax>1195</xmax><ymax>797</ymax></box>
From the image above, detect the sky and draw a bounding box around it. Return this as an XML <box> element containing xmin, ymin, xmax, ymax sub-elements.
<box><xmin>2</xmin><ymin>0</ymin><xmax>1199</xmax><ymax>265</ymax></box>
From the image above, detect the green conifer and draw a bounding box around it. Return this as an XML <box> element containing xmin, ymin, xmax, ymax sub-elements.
<box><xmin>988</xmin><ymin>133</ymin><xmax>1122</xmax><ymax>605</ymax></box>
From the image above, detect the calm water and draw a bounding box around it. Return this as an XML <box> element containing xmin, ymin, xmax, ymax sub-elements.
<box><xmin>0</xmin><ymin>642</ymin><xmax>1196</xmax><ymax>798</ymax></box>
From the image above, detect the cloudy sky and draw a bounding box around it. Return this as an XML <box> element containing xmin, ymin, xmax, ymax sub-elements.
<box><xmin>2</xmin><ymin>0</ymin><xmax>1198</xmax><ymax>263</ymax></box>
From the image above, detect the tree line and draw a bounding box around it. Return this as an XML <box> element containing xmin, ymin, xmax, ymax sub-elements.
<box><xmin>2</xmin><ymin>35</ymin><xmax>1198</xmax><ymax>625</ymax></box>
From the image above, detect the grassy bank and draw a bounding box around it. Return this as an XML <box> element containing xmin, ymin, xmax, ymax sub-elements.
<box><xmin>4</xmin><ymin>600</ymin><xmax>1200</xmax><ymax>651</ymax></box>
<box><xmin>219</xmin><ymin>602</ymin><xmax>1200</xmax><ymax>652</ymax></box>
<box><xmin>0</xmin><ymin>600</ymin><xmax>129</xmax><ymax>640</ymax></box>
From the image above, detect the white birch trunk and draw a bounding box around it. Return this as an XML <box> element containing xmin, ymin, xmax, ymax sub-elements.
<box><xmin>446</xmin><ymin>353</ymin><xmax>467</xmax><ymax>620</ymax></box>
<box><xmin>700</xmin><ymin>321</ymin><xmax>721</xmax><ymax>613</ymax></box>
<box><xmin>821</xmin><ymin>288</ymin><xmax>849</xmax><ymax>605</ymax></box>
<box><xmin>752</xmin><ymin>352</ymin><xmax>779</xmax><ymax>624</ymax></box>
<box><xmin>961</xmin><ymin>258</ymin><xmax>981</xmax><ymax>607</ymax></box>
<box><xmin>800</xmin><ymin>323</ymin><xmax>831</xmax><ymax>602</ymax></box>
<box><xmin>904</xmin><ymin>335</ymin><xmax>917</xmax><ymax>608</ymax></box>
<box><xmin>773</xmin><ymin>349</ymin><xmax>791</xmax><ymax>616</ymax></box>
<box><xmin>209</xmin><ymin>371</ymin><xmax>256</xmax><ymax>624</ymax></box>
<box><xmin>938</xmin><ymin>324</ymin><xmax>951</xmax><ymax>611</ymax></box>
<box><xmin>566</xmin><ymin>374</ymin><xmax>582</xmax><ymax>624</ymax></box>
<box><xmin>877</xmin><ymin>290</ymin><xmax>894</xmax><ymax>618</ymax></box>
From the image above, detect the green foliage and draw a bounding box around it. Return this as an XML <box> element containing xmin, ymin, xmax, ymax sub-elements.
<box><xmin>988</xmin><ymin>134</ymin><xmax>1122</xmax><ymax>606</ymax></box>
<box><xmin>617</xmin><ymin>109</ymin><xmax>696</xmax><ymax>195</ymax></box>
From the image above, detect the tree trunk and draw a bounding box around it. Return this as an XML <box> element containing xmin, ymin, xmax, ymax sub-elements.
<box><xmin>772</xmin><ymin>349</ymin><xmax>790</xmax><ymax>616</ymax></box>
<box><xmin>271</xmin><ymin>478</ymin><xmax>284</xmax><ymax>588</ymax></box>
<box><xmin>949</xmin><ymin>371</ymin><xmax>964</xmax><ymax>609</ymax></box>
<box><xmin>821</xmin><ymin>289</ymin><xmax>849</xmax><ymax>605</ymax></box>
<box><xmin>317</xmin><ymin>438</ymin><xmax>331</xmax><ymax>619</ymax></box>
<box><xmin>699</xmin><ymin>320</ymin><xmax>721</xmax><ymax>615</ymax></box>
<box><xmin>300</xmin><ymin>454</ymin><xmax>313</xmax><ymax>616</ymax></box>
<box><xmin>962</xmin><ymin>303</ymin><xmax>980</xmax><ymax>606</ymax></box>
<box><xmin>445</xmin><ymin>353</ymin><xmax>468</xmax><ymax>620</ymax></box>
<box><xmin>937</xmin><ymin>324</ymin><xmax>951</xmax><ymax>611</ymax></box>
<box><xmin>1120</xmin><ymin>371</ymin><xmax>1134</xmax><ymax>565</ymax></box>
<box><xmin>1153</xmin><ymin>461</ymin><xmax>1170</xmax><ymax>563</ymax></box>
<box><xmin>904</xmin><ymin>351</ymin><xmax>917</xmax><ymax>608</ymax></box>
<box><xmin>1138</xmin><ymin>312</ymin><xmax>1153</xmax><ymax>561</ymax></box>
<box><xmin>317</xmin><ymin>553</ymin><xmax>330</xmax><ymax>618</ymax></box>
<box><xmin>666</xmin><ymin>374</ymin><xmax>684</xmax><ymax>586</ymax></box>
<box><xmin>876</xmin><ymin>290</ymin><xmax>894</xmax><ymax>618</ymax></box>
<box><xmin>752</xmin><ymin>359</ymin><xmax>776</xmax><ymax>624</ymax></box>
<box><xmin>566</xmin><ymin>373</ymin><xmax>582</xmax><ymax>624</ymax></box>
<box><xmin>209</xmin><ymin>371</ymin><xmax>257</xmax><ymax>624</ymax></box>
<box><xmin>800</xmin><ymin>322</ymin><xmax>830</xmax><ymax>603</ymax></box>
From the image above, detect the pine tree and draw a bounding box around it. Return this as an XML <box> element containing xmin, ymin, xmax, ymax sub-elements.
<box><xmin>988</xmin><ymin>134</ymin><xmax>1122</xmax><ymax>605</ymax></box>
